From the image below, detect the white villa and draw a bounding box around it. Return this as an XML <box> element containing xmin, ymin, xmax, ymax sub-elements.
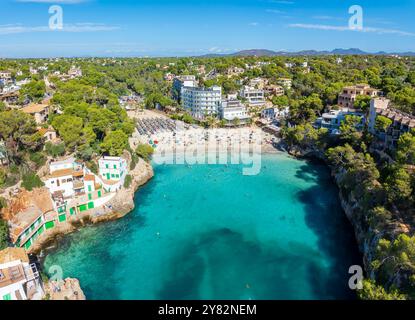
<box><xmin>43</xmin><ymin>156</ymin><xmax>127</xmax><ymax>222</ymax></box>
<box><xmin>277</xmin><ymin>78</ymin><xmax>292</xmax><ymax>90</ymax></box>
<box><xmin>239</xmin><ymin>86</ymin><xmax>265</xmax><ymax>108</ymax></box>
<box><xmin>98</xmin><ymin>156</ymin><xmax>128</xmax><ymax>192</ymax></box>
<box><xmin>219</xmin><ymin>99</ymin><xmax>251</xmax><ymax>125</ymax></box>
<box><xmin>315</xmin><ymin>108</ymin><xmax>365</xmax><ymax>135</ymax></box>
<box><xmin>45</xmin><ymin>157</ymin><xmax>81</xmax><ymax>198</ymax></box>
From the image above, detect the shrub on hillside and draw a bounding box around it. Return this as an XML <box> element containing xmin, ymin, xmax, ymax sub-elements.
<box><xmin>29</xmin><ymin>152</ymin><xmax>46</xmax><ymax>167</ymax></box>
<box><xmin>135</xmin><ymin>144</ymin><xmax>154</xmax><ymax>162</ymax></box>
<box><xmin>130</xmin><ymin>152</ymin><xmax>139</xmax><ymax>170</ymax></box>
<box><xmin>0</xmin><ymin>169</ymin><xmax>6</xmax><ymax>188</ymax></box>
<box><xmin>124</xmin><ymin>174</ymin><xmax>132</xmax><ymax>189</ymax></box>
<box><xmin>0</xmin><ymin>196</ymin><xmax>7</xmax><ymax>210</ymax></box>
<box><xmin>0</xmin><ymin>219</ymin><xmax>9</xmax><ymax>250</ymax></box>
<box><xmin>21</xmin><ymin>172</ymin><xmax>44</xmax><ymax>191</ymax></box>
<box><xmin>86</xmin><ymin>161</ymin><xmax>98</xmax><ymax>175</ymax></box>
<box><xmin>45</xmin><ymin>142</ymin><xmax>66</xmax><ymax>158</ymax></box>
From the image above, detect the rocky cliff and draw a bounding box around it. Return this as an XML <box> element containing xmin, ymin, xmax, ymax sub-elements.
<box><xmin>46</xmin><ymin>278</ymin><xmax>86</xmax><ymax>300</ymax></box>
<box><xmin>287</xmin><ymin>145</ymin><xmax>412</xmax><ymax>296</ymax></box>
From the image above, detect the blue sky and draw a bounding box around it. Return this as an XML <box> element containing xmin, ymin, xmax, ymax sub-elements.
<box><xmin>1</xmin><ymin>0</ymin><xmax>415</xmax><ymax>57</ymax></box>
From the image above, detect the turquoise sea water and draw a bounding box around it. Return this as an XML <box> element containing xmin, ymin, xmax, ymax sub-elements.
<box><xmin>43</xmin><ymin>153</ymin><xmax>361</xmax><ymax>300</ymax></box>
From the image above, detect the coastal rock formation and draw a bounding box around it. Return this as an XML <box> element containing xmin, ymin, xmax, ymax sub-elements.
<box><xmin>46</xmin><ymin>278</ymin><xmax>86</xmax><ymax>300</ymax></box>
<box><xmin>28</xmin><ymin>156</ymin><xmax>154</xmax><ymax>254</ymax></box>
<box><xmin>287</xmin><ymin>145</ymin><xmax>412</xmax><ymax>296</ymax></box>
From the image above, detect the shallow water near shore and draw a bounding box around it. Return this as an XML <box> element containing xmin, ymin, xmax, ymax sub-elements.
<box><xmin>43</xmin><ymin>153</ymin><xmax>361</xmax><ymax>300</ymax></box>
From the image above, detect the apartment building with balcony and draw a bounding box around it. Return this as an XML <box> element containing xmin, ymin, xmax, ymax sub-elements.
<box><xmin>264</xmin><ymin>84</ymin><xmax>284</xmax><ymax>97</ymax></box>
<box><xmin>249</xmin><ymin>77</ymin><xmax>268</xmax><ymax>89</ymax></box>
<box><xmin>219</xmin><ymin>99</ymin><xmax>250</xmax><ymax>125</ymax></box>
<box><xmin>21</xmin><ymin>102</ymin><xmax>50</xmax><ymax>124</ymax></box>
<box><xmin>172</xmin><ymin>75</ymin><xmax>198</xmax><ymax>102</ymax></box>
<box><xmin>276</xmin><ymin>78</ymin><xmax>292</xmax><ymax>90</ymax></box>
<box><xmin>315</xmin><ymin>108</ymin><xmax>365</xmax><ymax>135</ymax></box>
<box><xmin>368</xmin><ymin>97</ymin><xmax>415</xmax><ymax>149</ymax></box>
<box><xmin>181</xmin><ymin>85</ymin><xmax>222</xmax><ymax>119</ymax></box>
<box><xmin>0</xmin><ymin>71</ymin><xmax>12</xmax><ymax>84</ymax></box>
<box><xmin>338</xmin><ymin>84</ymin><xmax>380</xmax><ymax>109</ymax></box>
<box><xmin>239</xmin><ymin>85</ymin><xmax>265</xmax><ymax>107</ymax></box>
<box><xmin>226</xmin><ymin>66</ymin><xmax>245</xmax><ymax>77</ymax></box>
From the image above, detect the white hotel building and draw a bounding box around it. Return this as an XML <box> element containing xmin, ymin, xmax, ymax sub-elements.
<box><xmin>219</xmin><ymin>99</ymin><xmax>250</xmax><ymax>125</ymax></box>
<box><xmin>239</xmin><ymin>86</ymin><xmax>265</xmax><ymax>108</ymax></box>
<box><xmin>181</xmin><ymin>85</ymin><xmax>222</xmax><ymax>120</ymax></box>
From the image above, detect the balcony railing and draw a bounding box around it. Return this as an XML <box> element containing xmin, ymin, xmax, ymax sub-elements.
<box><xmin>24</xmin><ymin>264</ymin><xmax>40</xmax><ymax>282</ymax></box>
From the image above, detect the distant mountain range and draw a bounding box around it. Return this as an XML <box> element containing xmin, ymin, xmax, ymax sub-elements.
<box><xmin>200</xmin><ymin>48</ymin><xmax>415</xmax><ymax>57</ymax></box>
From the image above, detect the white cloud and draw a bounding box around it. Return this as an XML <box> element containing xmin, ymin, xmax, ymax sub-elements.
<box><xmin>269</xmin><ymin>1</ymin><xmax>295</xmax><ymax>4</ymax></box>
<box><xmin>266</xmin><ymin>9</ymin><xmax>286</xmax><ymax>14</ymax></box>
<box><xmin>288</xmin><ymin>23</ymin><xmax>415</xmax><ymax>36</ymax></box>
<box><xmin>16</xmin><ymin>0</ymin><xmax>88</xmax><ymax>3</ymax></box>
<box><xmin>249</xmin><ymin>22</ymin><xmax>259</xmax><ymax>27</ymax></box>
<box><xmin>0</xmin><ymin>23</ymin><xmax>120</xmax><ymax>35</ymax></box>
<box><xmin>312</xmin><ymin>15</ymin><xmax>344</xmax><ymax>21</ymax></box>
<box><xmin>207</xmin><ymin>47</ymin><xmax>234</xmax><ymax>53</ymax></box>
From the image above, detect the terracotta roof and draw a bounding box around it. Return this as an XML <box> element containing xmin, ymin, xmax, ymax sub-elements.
<box><xmin>21</xmin><ymin>104</ymin><xmax>48</xmax><ymax>114</ymax></box>
<box><xmin>21</xmin><ymin>103</ymin><xmax>49</xmax><ymax>114</ymax></box>
<box><xmin>72</xmin><ymin>171</ymin><xmax>84</xmax><ymax>177</ymax></box>
<box><xmin>38</xmin><ymin>128</ymin><xmax>54</xmax><ymax>136</ymax></box>
<box><xmin>38</xmin><ymin>128</ymin><xmax>48</xmax><ymax>135</ymax></box>
<box><xmin>47</xmin><ymin>168</ymin><xmax>75</xmax><ymax>179</ymax></box>
<box><xmin>103</xmin><ymin>179</ymin><xmax>120</xmax><ymax>185</ymax></box>
<box><xmin>84</xmin><ymin>174</ymin><xmax>95</xmax><ymax>181</ymax></box>
<box><xmin>0</xmin><ymin>248</ymin><xmax>29</xmax><ymax>265</ymax></box>
<box><xmin>0</xmin><ymin>263</ymin><xmax>26</xmax><ymax>289</ymax></box>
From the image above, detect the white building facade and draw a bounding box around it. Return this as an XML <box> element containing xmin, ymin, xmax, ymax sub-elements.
<box><xmin>219</xmin><ymin>99</ymin><xmax>250</xmax><ymax>124</ymax></box>
<box><xmin>239</xmin><ymin>86</ymin><xmax>265</xmax><ymax>107</ymax></box>
<box><xmin>98</xmin><ymin>156</ymin><xmax>128</xmax><ymax>192</ymax></box>
<box><xmin>0</xmin><ymin>249</ymin><xmax>43</xmax><ymax>300</ymax></box>
<box><xmin>181</xmin><ymin>85</ymin><xmax>222</xmax><ymax>119</ymax></box>
<box><xmin>172</xmin><ymin>75</ymin><xmax>198</xmax><ymax>102</ymax></box>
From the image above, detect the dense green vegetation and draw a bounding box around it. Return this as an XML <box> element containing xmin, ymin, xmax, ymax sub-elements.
<box><xmin>0</xmin><ymin>197</ymin><xmax>7</xmax><ymax>250</ymax></box>
<box><xmin>124</xmin><ymin>174</ymin><xmax>132</xmax><ymax>189</ymax></box>
<box><xmin>0</xmin><ymin>218</ymin><xmax>8</xmax><ymax>250</ymax></box>
<box><xmin>285</xmin><ymin>107</ymin><xmax>414</xmax><ymax>299</ymax></box>
<box><xmin>21</xmin><ymin>172</ymin><xmax>44</xmax><ymax>191</ymax></box>
<box><xmin>135</xmin><ymin>144</ymin><xmax>154</xmax><ymax>162</ymax></box>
